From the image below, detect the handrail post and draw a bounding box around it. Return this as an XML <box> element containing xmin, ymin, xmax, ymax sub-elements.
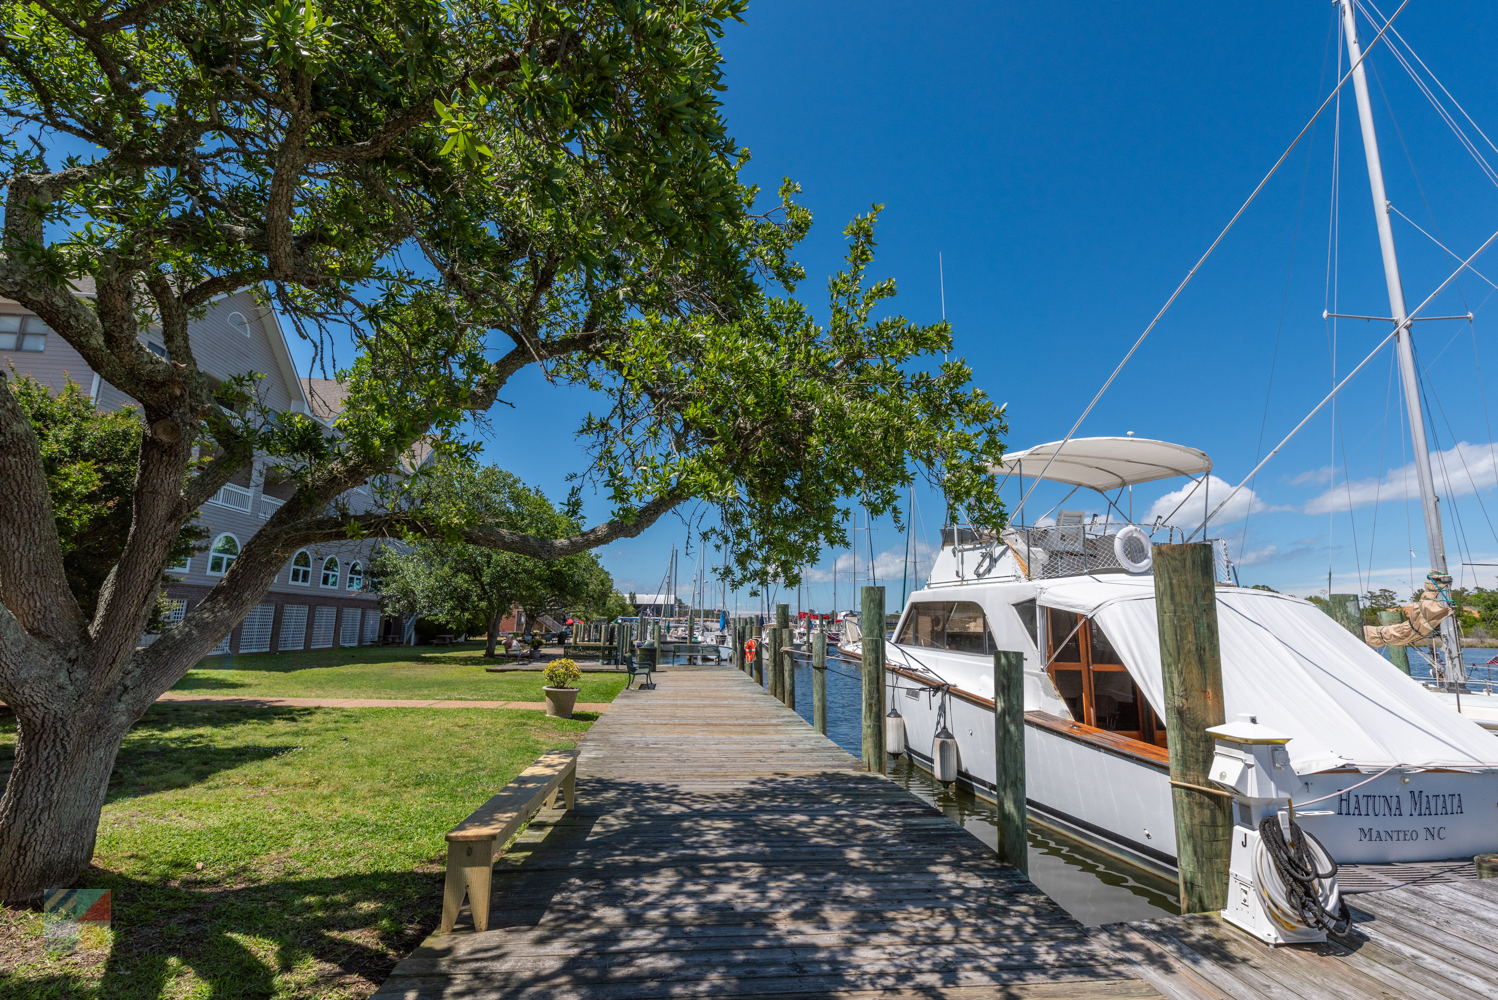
<box><xmin>812</xmin><ymin>630</ymin><xmax>828</xmax><ymax>735</ymax></box>
<box><xmin>861</xmin><ymin>586</ymin><xmax>886</xmax><ymax>773</ymax></box>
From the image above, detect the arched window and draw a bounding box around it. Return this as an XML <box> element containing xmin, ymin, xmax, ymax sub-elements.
<box><xmin>347</xmin><ymin>561</ymin><xmax>364</xmax><ymax>591</ymax></box>
<box><xmin>207</xmin><ymin>534</ymin><xmax>240</xmax><ymax>575</ymax></box>
<box><xmin>320</xmin><ymin>556</ymin><xmax>340</xmax><ymax>588</ymax></box>
<box><xmin>227</xmin><ymin>311</ymin><xmax>251</xmax><ymax>337</ymax></box>
<box><xmin>289</xmin><ymin>550</ymin><xmax>312</xmax><ymax>586</ymax></box>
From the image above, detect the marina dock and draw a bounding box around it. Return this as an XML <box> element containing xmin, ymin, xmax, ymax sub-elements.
<box><xmin>374</xmin><ymin>663</ymin><xmax>1498</xmax><ymax>1000</ymax></box>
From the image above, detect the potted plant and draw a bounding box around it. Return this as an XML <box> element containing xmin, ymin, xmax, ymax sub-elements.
<box><xmin>542</xmin><ymin>658</ymin><xmax>583</xmax><ymax>718</ymax></box>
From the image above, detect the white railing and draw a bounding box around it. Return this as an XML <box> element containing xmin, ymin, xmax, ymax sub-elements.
<box><xmin>258</xmin><ymin>495</ymin><xmax>284</xmax><ymax>520</ymax></box>
<box><xmin>208</xmin><ymin>483</ymin><xmax>253</xmax><ymax>512</ymax></box>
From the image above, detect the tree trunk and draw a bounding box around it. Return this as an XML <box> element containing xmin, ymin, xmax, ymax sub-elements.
<box><xmin>0</xmin><ymin>700</ymin><xmax>133</xmax><ymax>901</ymax></box>
<box><xmin>484</xmin><ymin>611</ymin><xmax>500</xmax><ymax>658</ymax></box>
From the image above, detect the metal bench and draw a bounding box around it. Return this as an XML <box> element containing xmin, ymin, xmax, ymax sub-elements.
<box><xmin>440</xmin><ymin>748</ymin><xmax>577</xmax><ymax>933</ymax></box>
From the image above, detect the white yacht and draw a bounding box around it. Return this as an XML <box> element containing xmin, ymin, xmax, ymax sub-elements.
<box><xmin>886</xmin><ymin>436</ymin><xmax>1498</xmax><ymax>876</ymax></box>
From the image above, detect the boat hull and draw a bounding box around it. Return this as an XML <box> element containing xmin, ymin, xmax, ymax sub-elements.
<box><xmin>892</xmin><ymin>665</ymin><xmax>1498</xmax><ymax>868</ymax></box>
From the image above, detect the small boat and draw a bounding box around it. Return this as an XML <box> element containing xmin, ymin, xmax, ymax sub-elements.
<box><xmin>837</xmin><ymin>616</ymin><xmax>863</xmax><ymax>661</ymax></box>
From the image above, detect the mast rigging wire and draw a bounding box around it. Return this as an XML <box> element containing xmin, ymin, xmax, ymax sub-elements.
<box><xmin>1196</xmin><ymin>221</ymin><xmax>1498</xmax><ymax>539</ymax></box>
<box><xmin>1014</xmin><ymin>0</ymin><xmax>1412</xmax><ymax>514</ymax></box>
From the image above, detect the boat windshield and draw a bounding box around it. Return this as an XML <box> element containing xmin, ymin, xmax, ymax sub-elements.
<box><xmin>896</xmin><ymin>601</ymin><xmax>997</xmax><ymax>656</ymax></box>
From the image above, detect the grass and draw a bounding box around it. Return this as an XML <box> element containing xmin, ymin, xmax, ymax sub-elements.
<box><xmin>0</xmin><ymin>701</ymin><xmax>601</xmax><ymax>999</ymax></box>
<box><xmin>170</xmin><ymin>644</ymin><xmax>630</xmax><ymax>704</ymax></box>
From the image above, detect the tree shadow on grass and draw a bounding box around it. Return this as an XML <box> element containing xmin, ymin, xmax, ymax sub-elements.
<box><xmin>5</xmin><ymin>864</ymin><xmax>446</xmax><ymax>999</ymax></box>
<box><xmin>103</xmin><ymin>705</ymin><xmax>325</xmax><ymax>804</ymax></box>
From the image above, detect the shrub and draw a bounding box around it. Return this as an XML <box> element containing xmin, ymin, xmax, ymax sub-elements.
<box><xmin>543</xmin><ymin>658</ymin><xmax>583</xmax><ymax>689</ymax></box>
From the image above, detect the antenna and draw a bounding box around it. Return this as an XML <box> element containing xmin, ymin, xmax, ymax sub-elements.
<box><xmin>939</xmin><ymin>252</ymin><xmax>948</xmax><ymax>364</ymax></box>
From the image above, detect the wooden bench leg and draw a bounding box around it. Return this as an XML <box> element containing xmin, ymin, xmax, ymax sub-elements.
<box><xmin>440</xmin><ymin>839</ymin><xmax>495</xmax><ymax>933</ymax></box>
<box><xmin>563</xmin><ymin>768</ymin><xmax>576</xmax><ymax>810</ymax></box>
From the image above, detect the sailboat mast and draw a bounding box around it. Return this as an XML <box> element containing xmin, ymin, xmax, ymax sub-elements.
<box><xmin>1339</xmin><ymin>0</ymin><xmax>1464</xmax><ymax>681</ymax></box>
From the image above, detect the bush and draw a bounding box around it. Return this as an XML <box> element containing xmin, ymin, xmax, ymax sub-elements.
<box><xmin>543</xmin><ymin>659</ymin><xmax>583</xmax><ymax>689</ymax></box>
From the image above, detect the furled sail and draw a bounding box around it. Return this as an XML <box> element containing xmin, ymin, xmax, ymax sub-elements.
<box><xmin>1362</xmin><ymin>572</ymin><xmax>1453</xmax><ymax>649</ymax></box>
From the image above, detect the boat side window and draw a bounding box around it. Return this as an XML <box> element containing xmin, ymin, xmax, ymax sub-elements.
<box><xmin>944</xmin><ymin>602</ymin><xmax>993</xmax><ymax>655</ymax></box>
<box><xmin>896</xmin><ymin>603</ymin><xmax>946</xmax><ymax>649</ymax></box>
<box><xmin>1044</xmin><ymin>607</ymin><xmax>1163</xmax><ymax>746</ymax></box>
<box><xmin>1088</xmin><ymin>620</ymin><xmax>1125</xmax><ymax>665</ymax></box>
<box><xmin>1047</xmin><ymin>607</ymin><xmax>1083</xmax><ymax>664</ymax></box>
<box><xmin>1012</xmin><ymin>599</ymin><xmax>1038</xmax><ymax>648</ymax></box>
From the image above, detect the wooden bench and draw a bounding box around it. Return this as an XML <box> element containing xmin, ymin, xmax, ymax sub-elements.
<box><xmin>440</xmin><ymin>748</ymin><xmax>577</xmax><ymax>933</ymax></box>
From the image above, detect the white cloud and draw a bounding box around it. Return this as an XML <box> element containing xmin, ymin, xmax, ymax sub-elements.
<box><xmin>1303</xmin><ymin>441</ymin><xmax>1498</xmax><ymax>515</ymax></box>
<box><xmin>1287</xmin><ymin>466</ymin><xmax>1333</xmax><ymax>486</ymax></box>
<box><xmin>1144</xmin><ymin>475</ymin><xmax>1270</xmax><ymax>533</ymax></box>
<box><xmin>804</xmin><ymin>539</ymin><xmax>938</xmax><ymax>585</ymax></box>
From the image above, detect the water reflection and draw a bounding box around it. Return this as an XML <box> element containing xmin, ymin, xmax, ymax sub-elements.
<box><xmin>761</xmin><ymin>651</ymin><xmax>1180</xmax><ymax>926</ymax></box>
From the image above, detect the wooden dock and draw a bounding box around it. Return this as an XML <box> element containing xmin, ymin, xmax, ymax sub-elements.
<box><xmin>374</xmin><ymin>662</ymin><xmax>1498</xmax><ymax>1000</ymax></box>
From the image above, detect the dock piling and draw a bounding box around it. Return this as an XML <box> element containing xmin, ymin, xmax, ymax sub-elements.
<box><xmin>782</xmin><ymin>648</ymin><xmax>796</xmax><ymax>711</ymax></box>
<box><xmin>861</xmin><ymin>586</ymin><xmax>886</xmax><ymax>774</ymax></box>
<box><xmin>1328</xmin><ymin>593</ymin><xmax>1363</xmax><ymax>638</ymax></box>
<box><xmin>812</xmin><ymin>630</ymin><xmax>827</xmax><ymax>735</ymax></box>
<box><xmin>778</xmin><ymin>601</ymin><xmax>790</xmax><ymax>703</ymax></box>
<box><xmin>751</xmin><ymin>621</ymin><xmax>763</xmax><ymax>685</ymax></box>
<box><xmin>1154</xmin><ymin>542</ymin><xmax>1232</xmax><ymax>914</ymax></box>
<box><xmin>994</xmin><ymin>649</ymin><xmax>1027</xmax><ymax>874</ymax></box>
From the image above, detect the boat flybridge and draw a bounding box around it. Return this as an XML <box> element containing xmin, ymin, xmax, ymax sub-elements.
<box><xmin>885</xmin><ymin>436</ymin><xmax>1498</xmax><ymax>877</ymax></box>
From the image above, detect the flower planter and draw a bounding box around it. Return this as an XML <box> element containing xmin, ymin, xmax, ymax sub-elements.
<box><xmin>543</xmin><ymin>686</ymin><xmax>581</xmax><ymax>719</ymax></box>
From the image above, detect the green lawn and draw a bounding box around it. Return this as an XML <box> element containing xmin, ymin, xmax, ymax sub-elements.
<box><xmin>170</xmin><ymin>645</ymin><xmax>630</xmax><ymax>704</ymax></box>
<box><xmin>0</xmin><ymin>702</ymin><xmax>597</xmax><ymax>999</ymax></box>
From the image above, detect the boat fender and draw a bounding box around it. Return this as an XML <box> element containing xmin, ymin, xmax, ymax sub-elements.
<box><xmin>885</xmin><ymin>707</ymin><xmax>906</xmax><ymax>757</ymax></box>
<box><xmin>932</xmin><ymin>726</ymin><xmax>959</xmax><ymax>786</ymax></box>
<box><xmin>1114</xmin><ymin>525</ymin><xmax>1153</xmax><ymax>574</ymax></box>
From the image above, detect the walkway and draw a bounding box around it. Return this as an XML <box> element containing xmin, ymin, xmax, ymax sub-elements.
<box><xmin>153</xmin><ymin>693</ymin><xmax>614</xmax><ymax>712</ymax></box>
<box><xmin>373</xmin><ymin>662</ymin><xmax>1498</xmax><ymax>1000</ymax></box>
<box><xmin>374</xmin><ymin>662</ymin><xmax>1159</xmax><ymax>999</ymax></box>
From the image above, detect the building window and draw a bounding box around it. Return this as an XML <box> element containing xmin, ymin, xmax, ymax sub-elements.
<box><xmin>147</xmin><ymin>340</ymin><xmax>170</xmax><ymax>360</ymax></box>
<box><xmin>289</xmin><ymin>550</ymin><xmax>312</xmax><ymax>586</ymax></box>
<box><xmin>167</xmin><ymin>555</ymin><xmax>191</xmax><ymax>575</ymax></box>
<box><xmin>207</xmin><ymin>534</ymin><xmax>240</xmax><ymax>575</ymax></box>
<box><xmin>320</xmin><ymin>556</ymin><xmax>340</xmax><ymax>588</ymax></box>
<box><xmin>347</xmin><ymin>561</ymin><xmax>364</xmax><ymax>591</ymax></box>
<box><xmin>228</xmin><ymin>311</ymin><xmax>251</xmax><ymax>337</ymax></box>
<box><xmin>0</xmin><ymin>315</ymin><xmax>48</xmax><ymax>352</ymax></box>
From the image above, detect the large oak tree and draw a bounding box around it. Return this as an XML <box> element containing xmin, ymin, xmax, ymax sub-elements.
<box><xmin>0</xmin><ymin>0</ymin><xmax>1006</xmax><ymax>901</ymax></box>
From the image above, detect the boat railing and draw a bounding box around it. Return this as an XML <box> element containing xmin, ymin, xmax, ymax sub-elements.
<box><xmin>946</xmin><ymin>521</ymin><xmax>1233</xmax><ymax>582</ymax></box>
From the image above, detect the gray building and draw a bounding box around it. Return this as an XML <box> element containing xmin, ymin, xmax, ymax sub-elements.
<box><xmin>2</xmin><ymin>283</ymin><xmax>390</xmax><ymax>656</ymax></box>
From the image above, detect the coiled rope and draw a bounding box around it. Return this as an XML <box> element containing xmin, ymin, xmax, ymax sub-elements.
<box><xmin>1256</xmin><ymin>816</ymin><xmax>1352</xmax><ymax>936</ymax></box>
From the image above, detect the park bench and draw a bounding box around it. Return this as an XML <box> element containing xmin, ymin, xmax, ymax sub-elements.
<box><xmin>440</xmin><ymin>747</ymin><xmax>577</xmax><ymax>933</ymax></box>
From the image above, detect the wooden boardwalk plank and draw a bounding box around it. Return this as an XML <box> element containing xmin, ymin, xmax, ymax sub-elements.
<box><xmin>373</xmin><ymin>662</ymin><xmax>1491</xmax><ymax>1000</ymax></box>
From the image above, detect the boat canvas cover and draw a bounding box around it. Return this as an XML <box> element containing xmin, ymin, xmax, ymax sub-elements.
<box><xmin>1035</xmin><ymin>576</ymin><xmax>1498</xmax><ymax>774</ymax></box>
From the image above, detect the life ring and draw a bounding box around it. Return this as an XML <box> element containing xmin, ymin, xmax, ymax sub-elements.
<box><xmin>1114</xmin><ymin>525</ymin><xmax>1153</xmax><ymax>574</ymax></box>
<box><xmin>744</xmin><ymin>638</ymin><xmax>758</xmax><ymax>661</ymax></box>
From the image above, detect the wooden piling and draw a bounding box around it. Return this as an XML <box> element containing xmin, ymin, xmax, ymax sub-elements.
<box><xmin>812</xmin><ymin>630</ymin><xmax>828</xmax><ymax>734</ymax></box>
<box><xmin>751</xmin><ymin>621</ymin><xmax>764</xmax><ymax>686</ymax></box>
<box><xmin>1154</xmin><ymin>542</ymin><xmax>1232</xmax><ymax>914</ymax></box>
<box><xmin>1379</xmin><ymin>609</ymin><xmax>1411</xmax><ymax>675</ymax></box>
<box><xmin>861</xmin><ymin>586</ymin><xmax>886</xmax><ymax>774</ymax></box>
<box><xmin>994</xmin><ymin>649</ymin><xmax>1027</xmax><ymax>874</ymax></box>
<box><xmin>778</xmin><ymin>601</ymin><xmax>790</xmax><ymax>703</ymax></box>
<box><xmin>1328</xmin><ymin>593</ymin><xmax>1362</xmax><ymax>638</ymax></box>
<box><xmin>782</xmin><ymin>648</ymin><xmax>797</xmax><ymax>711</ymax></box>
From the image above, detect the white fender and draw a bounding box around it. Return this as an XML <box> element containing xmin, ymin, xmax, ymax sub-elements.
<box><xmin>1114</xmin><ymin>525</ymin><xmax>1153</xmax><ymax>574</ymax></box>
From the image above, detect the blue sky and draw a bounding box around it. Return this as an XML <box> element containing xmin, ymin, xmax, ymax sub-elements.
<box><xmin>304</xmin><ymin>2</ymin><xmax>1498</xmax><ymax>610</ymax></box>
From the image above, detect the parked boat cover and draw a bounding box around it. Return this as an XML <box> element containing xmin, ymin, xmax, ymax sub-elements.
<box><xmin>1034</xmin><ymin>576</ymin><xmax>1498</xmax><ymax>774</ymax></box>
